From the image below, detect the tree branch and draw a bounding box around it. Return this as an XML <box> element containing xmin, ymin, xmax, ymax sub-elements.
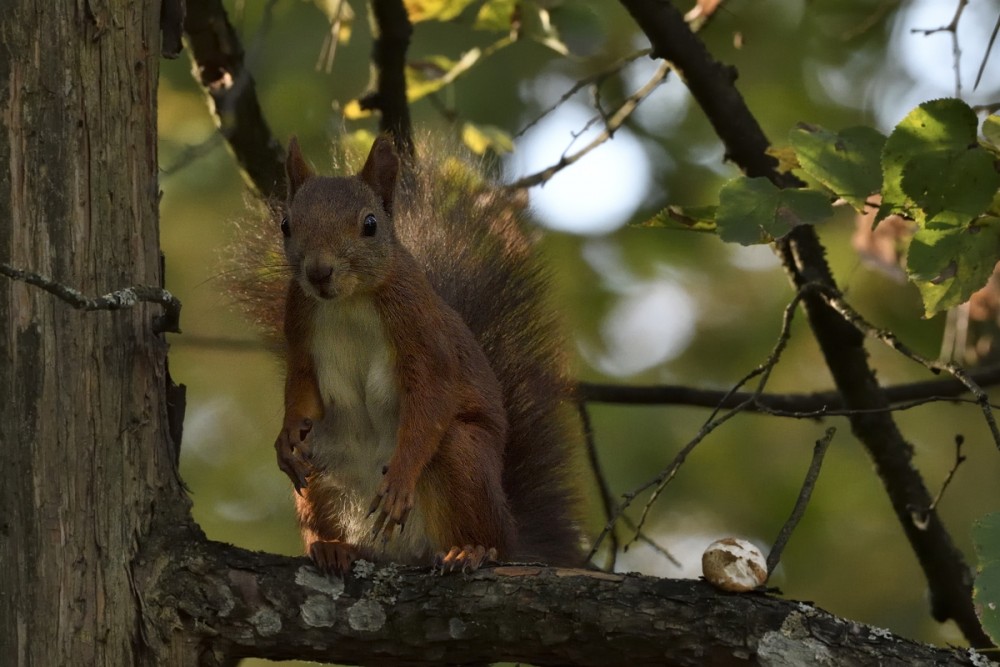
<box><xmin>0</xmin><ymin>262</ymin><xmax>181</xmax><ymax>334</ymax></box>
<box><xmin>509</xmin><ymin>61</ymin><xmax>671</xmax><ymax>189</ymax></box>
<box><xmin>183</xmin><ymin>0</ymin><xmax>286</xmax><ymax>199</ymax></box>
<box><xmin>366</xmin><ymin>0</ymin><xmax>414</xmax><ymax>157</ymax></box>
<box><xmin>618</xmin><ymin>0</ymin><xmax>992</xmax><ymax>648</ymax></box>
<box><xmin>580</xmin><ymin>362</ymin><xmax>1000</xmax><ymax>412</ymax></box>
<box><xmin>143</xmin><ymin>536</ymin><xmax>986</xmax><ymax>666</ymax></box>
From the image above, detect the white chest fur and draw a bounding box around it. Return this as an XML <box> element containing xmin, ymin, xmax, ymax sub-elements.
<box><xmin>307</xmin><ymin>296</ymin><xmax>432</xmax><ymax>560</ymax></box>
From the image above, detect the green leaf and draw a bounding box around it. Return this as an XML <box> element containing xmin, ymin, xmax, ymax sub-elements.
<box><xmin>475</xmin><ymin>0</ymin><xmax>517</xmax><ymax>31</ymax></box>
<box><xmin>639</xmin><ymin>205</ymin><xmax>718</xmax><ymax>233</ymax></box>
<box><xmin>983</xmin><ymin>114</ymin><xmax>1000</xmax><ymax>149</ymax></box>
<box><xmin>403</xmin><ymin>0</ymin><xmax>475</xmax><ymax>22</ymax></box>
<box><xmin>901</xmin><ymin>147</ymin><xmax>1000</xmax><ymax>226</ymax></box>
<box><xmin>880</xmin><ymin>98</ymin><xmax>981</xmax><ymax>222</ymax></box>
<box><xmin>716</xmin><ymin>177</ymin><xmax>833</xmax><ymax>245</ymax></box>
<box><xmin>973</xmin><ymin>512</ymin><xmax>1000</xmax><ymax>646</ymax></box>
<box><xmin>461</xmin><ymin>122</ymin><xmax>513</xmax><ymax>155</ymax></box>
<box><xmin>789</xmin><ymin>124</ymin><xmax>885</xmax><ymax>212</ymax></box>
<box><xmin>906</xmin><ymin>216</ymin><xmax>1000</xmax><ymax>316</ymax></box>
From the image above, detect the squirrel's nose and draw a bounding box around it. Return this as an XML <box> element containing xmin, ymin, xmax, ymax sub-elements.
<box><xmin>306</xmin><ymin>263</ymin><xmax>334</xmax><ymax>287</ymax></box>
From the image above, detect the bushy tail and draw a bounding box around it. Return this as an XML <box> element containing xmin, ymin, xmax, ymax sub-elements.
<box><xmin>394</xmin><ymin>151</ymin><xmax>583</xmax><ymax>565</ymax></box>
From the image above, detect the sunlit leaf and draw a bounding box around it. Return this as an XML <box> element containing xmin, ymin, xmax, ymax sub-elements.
<box><xmin>973</xmin><ymin>512</ymin><xmax>1000</xmax><ymax>645</ymax></box>
<box><xmin>406</xmin><ymin>49</ymin><xmax>482</xmax><ymax>101</ymax></box>
<box><xmin>524</xmin><ymin>6</ymin><xmax>569</xmax><ymax>55</ymax></box>
<box><xmin>461</xmin><ymin>122</ymin><xmax>514</xmax><ymax>155</ymax></box>
<box><xmin>716</xmin><ymin>177</ymin><xmax>833</xmax><ymax>245</ymax></box>
<box><xmin>901</xmin><ymin>147</ymin><xmax>1000</xmax><ymax>226</ymax></box>
<box><xmin>983</xmin><ymin>114</ymin><xmax>1000</xmax><ymax>149</ymax></box>
<box><xmin>906</xmin><ymin>216</ymin><xmax>1000</xmax><ymax>316</ymax></box>
<box><xmin>879</xmin><ymin>98</ymin><xmax>980</xmax><ymax>222</ymax></box>
<box><xmin>342</xmin><ymin>99</ymin><xmax>371</xmax><ymax>120</ymax></box>
<box><xmin>789</xmin><ymin>124</ymin><xmax>885</xmax><ymax>212</ymax></box>
<box><xmin>765</xmin><ymin>145</ymin><xmax>799</xmax><ymax>174</ymax></box>
<box><xmin>639</xmin><ymin>205</ymin><xmax>718</xmax><ymax>233</ymax></box>
<box><xmin>475</xmin><ymin>0</ymin><xmax>517</xmax><ymax>32</ymax></box>
<box><xmin>402</xmin><ymin>0</ymin><xmax>475</xmax><ymax>22</ymax></box>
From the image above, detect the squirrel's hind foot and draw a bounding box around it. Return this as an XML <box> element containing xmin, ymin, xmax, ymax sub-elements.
<box><xmin>434</xmin><ymin>545</ymin><xmax>499</xmax><ymax>574</ymax></box>
<box><xmin>308</xmin><ymin>540</ymin><xmax>364</xmax><ymax>576</ymax></box>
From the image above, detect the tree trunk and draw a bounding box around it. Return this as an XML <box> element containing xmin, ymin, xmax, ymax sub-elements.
<box><xmin>0</xmin><ymin>1</ymin><xmax>182</xmax><ymax>664</ymax></box>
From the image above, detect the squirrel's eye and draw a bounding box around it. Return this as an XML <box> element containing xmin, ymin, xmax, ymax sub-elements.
<box><xmin>362</xmin><ymin>213</ymin><xmax>377</xmax><ymax>237</ymax></box>
<box><xmin>280</xmin><ymin>215</ymin><xmax>291</xmax><ymax>238</ymax></box>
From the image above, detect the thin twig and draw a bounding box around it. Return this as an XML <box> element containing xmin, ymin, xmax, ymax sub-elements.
<box><xmin>1</xmin><ymin>262</ymin><xmax>181</xmax><ymax>334</ymax></box>
<box><xmin>508</xmin><ymin>61</ymin><xmax>671</xmax><ymax>190</ymax></box>
<box><xmin>766</xmin><ymin>427</ymin><xmax>836</xmax><ymax>575</ymax></box>
<box><xmin>618</xmin><ymin>514</ymin><xmax>681</xmax><ymax>568</ymax></box>
<box><xmin>928</xmin><ymin>435</ymin><xmax>967</xmax><ymax>515</ymax></box>
<box><xmin>514</xmin><ymin>48</ymin><xmax>652</xmax><ymax>139</ymax></box>
<box><xmin>578</xmin><ymin>400</ymin><xmax>620</xmax><ymax>571</ymax></box>
<box><xmin>588</xmin><ymin>289</ymin><xmax>807</xmax><ymax>560</ymax></box>
<box><xmin>629</xmin><ymin>290</ymin><xmax>805</xmax><ymax>543</ymax></box>
<box><xmin>814</xmin><ymin>282</ymin><xmax>1000</xmax><ymax>454</ymax></box>
<box><xmin>910</xmin><ymin>0</ymin><xmax>969</xmax><ymax>98</ymax></box>
<box><xmin>974</xmin><ymin>11</ymin><xmax>1000</xmax><ymax>91</ymax></box>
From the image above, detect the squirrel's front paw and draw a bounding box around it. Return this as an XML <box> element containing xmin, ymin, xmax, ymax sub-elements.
<box><xmin>367</xmin><ymin>466</ymin><xmax>415</xmax><ymax>539</ymax></box>
<box><xmin>275</xmin><ymin>418</ymin><xmax>316</xmax><ymax>493</ymax></box>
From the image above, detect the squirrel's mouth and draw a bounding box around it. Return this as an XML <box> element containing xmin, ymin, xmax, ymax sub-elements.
<box><xmin>301</xmin><ymin>274</ymin><xmax>358</xmax><ymax>301</ymax></box>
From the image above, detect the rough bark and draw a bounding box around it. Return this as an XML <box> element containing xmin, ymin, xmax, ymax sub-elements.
<box><xmin>143</xmin><ymin>536</ymin><xmax>984</xmax><ymax>667</ymax></box>
<box><xmin>0</xmin><ymin>1</ymin><xmax>185</xmax><ymax>664</ymax></box>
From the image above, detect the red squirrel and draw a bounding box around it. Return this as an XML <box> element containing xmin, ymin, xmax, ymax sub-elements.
<box><xmin>267</xmin><ymin>134</ymin><xmax>581</xmax><ymax>574</ymax></box>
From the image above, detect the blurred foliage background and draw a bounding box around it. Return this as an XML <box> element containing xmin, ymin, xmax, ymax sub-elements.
<box><xmin>158</xmin><ymin>0</ymin><xmax>1000</xmax><ymax>659</ymax></box>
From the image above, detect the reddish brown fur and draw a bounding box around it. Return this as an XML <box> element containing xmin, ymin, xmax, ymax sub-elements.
<box><xmin>236</xmin><ymin>134</ymin><xmax>583</xmax><ymax>571</ymax></box>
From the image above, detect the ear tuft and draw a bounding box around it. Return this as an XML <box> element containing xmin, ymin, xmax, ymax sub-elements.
<box><xmin>359</xmin><ymin>134</ymin><xmax>400</xmax><ymax>217</ymax></box>
<box><xmin>285</xmin><ymin>137</ymin><xmax>314</xmax><ymax>200</ymax></box>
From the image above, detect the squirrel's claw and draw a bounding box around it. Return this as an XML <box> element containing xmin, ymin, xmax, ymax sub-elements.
<box><xmin>367</xmin><ymin>468</ymin><xmax>415</xmax><ymax>539</ymax></box>
<box><xmin>434</xmin><ymin>545</ymin><xmax>498</xmax><ymax>574</ymax></box>
<box><xmin>308</xmin><ymin>540</ymin><xmax>361</xmax><ymax>577</ymax></box>
<box><xmin>275</xmin><ymin>418</ymin><xmax>316</xmax><ymax>492</ymax></box>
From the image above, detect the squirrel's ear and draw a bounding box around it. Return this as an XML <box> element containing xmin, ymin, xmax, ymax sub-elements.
<box><xmin>360</xmin><ymin>134</ymin><xmax>399</xmax><ymax>217</ymax></box>
<box><xmin>285</xmin><ymin>137</ymin><xmax>314</xmax><ymax>199</ymax></box>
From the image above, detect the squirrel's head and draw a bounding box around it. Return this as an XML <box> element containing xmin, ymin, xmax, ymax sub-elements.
<box><xmin>282</xmin><ymin>135</ymin><xmax>400</xmax><ymax>301</ymax></box>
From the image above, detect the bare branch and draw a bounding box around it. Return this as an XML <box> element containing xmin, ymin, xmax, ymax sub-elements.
<box><xmin>1</xmin><ymin>262</ymin><xmax>181</xmax><ymax>334</ymax></box>
<box><xmin>910</xmin><ymin>0</ymin><xmax>969</xmax><ymax>97</ymax></box>
<box><xmin>366</xmin><ymin>0</ymin><xmax>414</xmax><ymax>157</ymax></box>
<box><xmin>579</xmin><ymin>363</ymin><xmax>1000</xmax><ymax>412</ymax></box>
<box><xmin>766</xmin><ymin>427</ymin><xmax>835</xmax><ymax>575</ymax></box>
<box><xmin>588</xmin><ymin>289</ymin><xmax>807</xmax><ymax>560</ymax></box>
<box><xmin>578</xmin><ymin>401</ymin><xmax>620</xmax><ymax>571</ymax></box>
<box><xmin>184</xmin><ymin>0</ymin><xmax>286</xmax><ymax>199</ymax></box>
<box><xmin>974</xmin><ymin>10</ymin><xmax>1000</xmax><ymax>91</ymax></box>
<box><xmin>508</xmin><ymin>61</ymin><xmax>671</xmax><ymax>189</ymax></box>
<box><xmin>926</xmin><ymin>435</ymin><xmax>967</xmax><ymax>519</ymax></box>
<box><xmin>814</xmin><ymin>283</ymin><xmax>1000</xmax><ymax>454</ymax></box>
<box><xmin>514</xmin><ymin>48</ymin><xmax>652</xmax><ymax>139</ymax></box>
